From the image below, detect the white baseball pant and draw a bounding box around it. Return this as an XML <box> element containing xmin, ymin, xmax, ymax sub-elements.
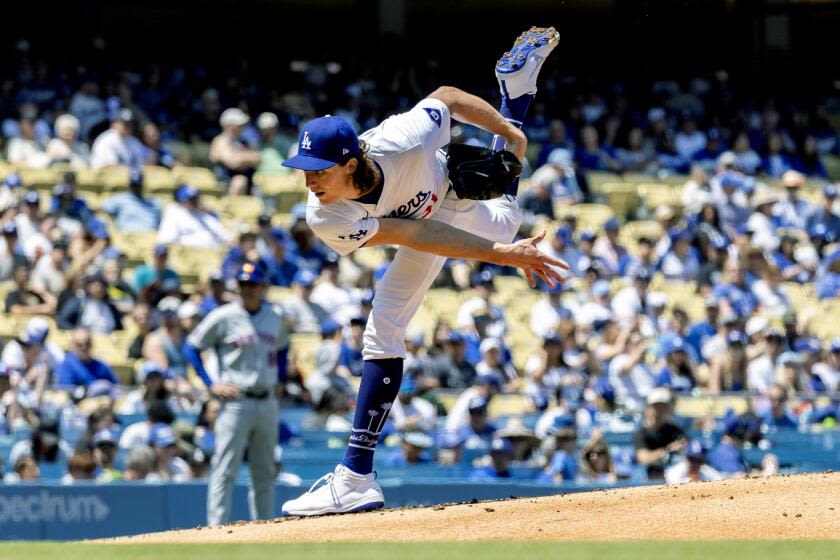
<box><xmin>362</xmin><ymin>192</ymin><xmax>522</xmax><ymax>360</ymax></box>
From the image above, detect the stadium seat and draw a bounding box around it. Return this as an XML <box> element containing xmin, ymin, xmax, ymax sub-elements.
<box><xmin>143</xmin><ymin>165</ymin><xmax>177</xmax><ymax>194</ymax></box>
<box><xmin>290</xmin><ymin>333</ymin><xmax>322</xmax><ymax>378</ymax></box>
<box><xmin>172</xmin><ymin>166</ymin><xmax>220</xmax><ymax>194</ymax></box>
<box><xmin>584</xmin><ymin>172</ymin><xmax>623</xmax><ymax>196</ymax></box>
<box><xmin>98</xmin><ymin>165</ymin><xmax>130</xmax><ymax>192</ymax></box>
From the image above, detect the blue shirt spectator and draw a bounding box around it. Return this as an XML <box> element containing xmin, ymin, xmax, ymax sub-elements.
<box><xmin>537</xmin><ymin>449</ymin><xmax>578</xmax><ymax>484</ymax></box>
<box><xmin>56</xmin><ymin>329</ymin><xmax>119</xmax><ymax>387</ymax></box>
<box><xmin>100</xmin><ymin>171</ymin><xmax>162</xmax><ymax>232</ymax></box>
<box><xmin>262</xmin><ymin>228</ymin><xmax>300</xmax><ymax>287</ymax></box>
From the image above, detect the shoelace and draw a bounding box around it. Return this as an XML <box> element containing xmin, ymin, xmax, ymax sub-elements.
<box><xmin>306</xmin><ymin>471</ymin><xmax>340</xmax><ymax>505</ymax></box>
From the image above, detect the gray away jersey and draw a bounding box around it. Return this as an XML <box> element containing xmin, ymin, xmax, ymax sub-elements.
<box><xmin>187</xmin><ymin>301</ymin><xmax>289</xmax><ymax>391</ymax></box>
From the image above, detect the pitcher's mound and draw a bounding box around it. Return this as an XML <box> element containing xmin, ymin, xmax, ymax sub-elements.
<box><xmin>110</xmin><ymin>472</ymin><xmax>839</xmax><ymax>543</ymax></box>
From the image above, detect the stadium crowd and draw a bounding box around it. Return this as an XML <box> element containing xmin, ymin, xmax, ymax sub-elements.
<box><xmin>1</xmin><ymin>48</ymin><xmax>840</xmax><ymax>489</ymax></box>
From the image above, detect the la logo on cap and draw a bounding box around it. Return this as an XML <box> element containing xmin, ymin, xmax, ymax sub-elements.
<box><xmin>301</xmin><ymin>131</ymin><xmax>312</xmax><ymax>151</ymax></box>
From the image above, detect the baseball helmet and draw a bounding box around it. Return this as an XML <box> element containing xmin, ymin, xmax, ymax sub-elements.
<box><xmin>237</xmin><ymin>261</ymin><xmax>267</xmax><ymax>284</ymax></box>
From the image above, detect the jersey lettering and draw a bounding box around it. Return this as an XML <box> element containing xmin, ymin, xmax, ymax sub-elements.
<box><xmin>423</xmin><ymin>107</ymin><xmax>442</xmax><ymax>128</ymax></box>
<box><xmin>380</xmin><ymin>191</ymin><xmax>434</xmax><ymax>219</ymax></box>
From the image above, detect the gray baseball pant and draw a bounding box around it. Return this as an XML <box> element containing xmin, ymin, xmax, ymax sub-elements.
<box><xmin>206</xmin><ymin>397</ymin><xmax>279</xmax><ymax>526</ymax></box>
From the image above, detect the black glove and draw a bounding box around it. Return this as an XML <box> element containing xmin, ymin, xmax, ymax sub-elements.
<box><xmin>446</xmin><ymin>144</ymin><xmax>523</xmax><ymax>201</ymax></box>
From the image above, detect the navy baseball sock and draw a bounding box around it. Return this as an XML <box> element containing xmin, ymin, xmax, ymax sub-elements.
<box><xmin>341</xmin><ymin>358</ymin><xmax>403</xmax><ymax>475</ymax></box>
<box><xmin>492</xmin><ymin>93</ymin><xmax>533</xmax><ymax>196</ymax></box>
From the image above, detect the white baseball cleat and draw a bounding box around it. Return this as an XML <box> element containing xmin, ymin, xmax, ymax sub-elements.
<box><xmin>495</xmin><ymin>26</ymin><xmax>560</xmax><ymax>100</ymax></box>
<box><xmin>281</xmin><ymin>464</ymin><xmax>385</xmax><ymax>516</ymax></box>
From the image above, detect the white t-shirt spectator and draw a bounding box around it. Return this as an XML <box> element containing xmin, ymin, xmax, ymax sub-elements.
<box><xmin>119</xmin><ymin>422</ymin><xmax>151</xmax><ymax>450</ymax></box>
<box><xmin>608</xmin><ymin>352</ymin><xmax>656</xmax><ymax>411</ymax></box>
<box><xmin>444</xmin><ymin>386</ymin><xmax>483</xmax><ymax>432</ymax></box>
<box><xmin>309</xmin><ymin>282</ymin><xmax>357</xmax><ymax>326</ymax></box>
<box><xmin>7</xmin><ymin>137</ymin><xmax>50</xmax><ymax>168</ymax></box>
<box><xmin>747</xmin><ymin>354</ymin><xmax>776</xmax><ymax>394</ymax></box>
<box><xmin>30</xmin><ymin>255</ymin><xmax>67</xmax><ymax>295</ymax></box>
<box><xmin>90</xmin><ymin>129</ymin><xmax>146</xmax><ymax>169</ymax></box>
<box><xmin>46</xmin><ymin>138</ymin><xmax>91</xmax><ymax>169</ymax></box>
<box><xmin>1</xmin><ymin>340</ymin><xmax>65</xmax><ymax>374</ymax></box>
<box><xmin>158</xmin><ymin>203</ymin><xmax>232</xmax><ymax>248</ymax></box>
<box><xmin>457</xmin><ymin>297</ymin><xmax>506</xmax><ymax>338</ymax></box>
<box><xmin>751</xmin><ymin>280</ymin><xmax>791</xmax><ymax>318</ymax></box>
<box><xmin>529</xmin><ymin>297</ymin><xmax>565</xmax><ymax>339</ymax></box>
<box><xmin>389</xmin><ymin>396</ymin><xmax>437</xmax><ymax>432</ymax></box>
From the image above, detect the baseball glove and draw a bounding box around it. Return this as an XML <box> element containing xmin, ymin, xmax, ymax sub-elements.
<box><xmin>446</xmin><ymin>143</ymin><xmax>522</xmax><ymax>200</ymax></box>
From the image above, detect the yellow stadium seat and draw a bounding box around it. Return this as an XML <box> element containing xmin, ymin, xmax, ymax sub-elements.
<box><xmin>143</xmin><ymin>165</ymin><xmax>177</xmax><ymax>194</ymax></box>
<box><xmin>254</xmin><ymin>172</ymin><xmax>301</xmax><ymax>196</ymax></box>
<box><xmin>98</xmin><ymin>165</ymin><xmax>130</xmax><ymax>192</ymax></box>
<box><xmin>572</xmin><ymin>203</ymin><xmax>616</xmax><ymax>231</ymax></box>
<box><xmin>267</xmin><ymin>286</ymin><xmax>295</xmax><ymax>303</ymax></box>
<box><xmin>675</xmin><ymin>396</ymin><xmax>750</xmax><ymax>418</ymax></box>
<box><xmin>173</xmin><ymin>166</ymin><xmax>220</xmax><ymax>194</ymax></box>
<box><xmin>585</xmin><ymin>172</ymin><xmax>623</xmax><ymax>195</ymax></box>
<box><xmin>224</xmin><ymin>195</ymin><xmax>265</xmax><ymax>221</ymax></box>
<box><xmin>488</xmin><ymin>394</ymin><xmax>534</xmax><ymax>417</ymax></box>
<box><xmin>290</xmin><ymin>333</ymin><xmax>322</xmax><ymax>378</ymax></box>
<box><xmin>17</xmin><ymin>168</ymin><xmax>61</xmax><ymax>190</ymax></box>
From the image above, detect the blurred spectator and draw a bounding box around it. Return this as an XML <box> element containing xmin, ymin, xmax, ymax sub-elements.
<box><xmin>7</xmin><ymin>112</ymin><xmax>49</xmax><ymax>168</ymax></box>
<box><xmin>57</xmin><ymin>274</ymin><xmax>123</xmax><ymax>333</ymax></box>
<box><xmin>775</xmin><ymin>351</ymin><xmax>807</xmax><ymax>394</ymax></box>
<box><xmin>611</xmin><ymin>269</ymin><xmax>652</xmax><ymax>321</ymax></box>
<box><xmin>146</xmin><ymin>423</ymin><xmax>191</xmax><ymax>481</ymax></box>
<box><xmin>732</xmin><ymin>133</ymin><xmax>761</xmax><ymax>175</ymax></box>
<box><xmin>101</xmin><ymin>252</ymin><xmax>136</xmax><ymax>315</ymax></box>
<box><xmin>55</xmin><ymin>328</ymin><xmax>119</xmax><ymax>387</ymax></box>
<box><xmin>209</xmin><ymin>108</ymin><xmax>261</xmax><ymax>194</ymax></box>
<box><xmin>383</xmin><ymin>432</ymin><xmax>435</xmax><ymax>467</ymax></box>
<box><xmin>304</xmin><ymin>320</ymin><xmax>354</xmax><ymax>406</ymax></box>
<box><xmin>774</xmin><ymin>170</ymin><xmax>813</xmax><ymax>231</ymax></box>
<box><xmin>198</xmin><ymin>271</ymin><xmax>230</xmax><ymax>316</ymax></box>
<box><xmin>133</xmin><ymin>244</ymin><xmax>181</xmax><ymax>305</ymax></box>
<box><xmin>537</xmin><ymin>226</ymin><xmax>582</xmax><ymax>279</ymax></box>
<box><xmin>69</xmin><ymin>77</ymin><xmax>106</xmax><ymax>141</ymax></box>
<box><xmin>494</xmin><ymin>418</ymin><xmax>540</xmax><ymax>462</ymax></box>
<box><xmin>633</xmin><ymin>388</ymin><xmax>686</xmax><ymax>480</ymax></box>
<box><xmin>157</xmin><ymin>184</ymin><xmax>231</xmax><ymax>248</ymax></box>
<box><xmin>529</xmin><ymin>283</ymin><xmax>569</xmax><ymax>339</ymax></box>
<box><xmin>430</xmin><ymin>331</ymin><xmax>477</xmax><ymax>389</ymax></box>
<box><xmin>664</xmin><ymin>440</ymin><xmax>722</xmax><ymax>483</ymax></box>
<box><xmin>9</xmin><ymin>417</ymin><xmax>72</xmax><ymax>466</ymax></box>
<box><xmin>655</xmin><ymin>334</ymin><xmax>696</xmax><ymax>393</ymax></box>
<box><xmin>708</xmin><ymin>330</ymin><xmax>749</xmax><ymax>392</ymax></box>
<box><xmin>310</xmin><ymin>256</ymin><xmax>356</xmax><ymax>326</ymax></box>
<box><xmin>575</xmin><ymin>125</ymin><xmax>621</xmax><ymax>172</ymax></box>
<box><xmin>0</xmin><ymin>223</ymin><xmax>30</xmax><ymax>282</ymax></box>
<box><xmin>51</xmin><ymin>175</ymin><xmax>93</xmax><ymax>236</ymax></box>
<box><xmin>0</xmin><ymin>173</ymin><xmax>23</xmax><ymax>214</ymax></box>
<box><xmin>119</xmin><ymin>399</ymin><xmax>175</xmax><ymax>450</ymax></box>
<box><xmin>751</xmin><ymin>265</ymin><xmax>791</xmax><ymax>318</ymax></box>
<box><xmin>660</xmin><ymin>229</ymin><xmax>700</xmax><ymax>281</ymax></box>
<box><xmin>30</xmin><ymin>238</ymin><xmax>69</xmax><ymax>295</ymax></box>
<box><xmin>46</xmin><ymin>114</ymin><xmax>91</xmax><ymax>169</ymax></box>
<box><xmin>140</xmin><ymin>122</ymin><xmax>177</xmax><ymax>168</ymax></box>
<box><xmin>475</xmin><ymin>338</ymin><xmax>518</xmax><ymax>391</ymax></box>
<box><xmin>128</xmin><ymin>302</ymin><xmax>154</xmax><ymax>359</ymax></box>
<box><xmin>256</xmin><ymin>112</ymin><xmax>291</xmax><ymax>174</ymax></box>
<box><xmin>6</xmin><ymin>259</ymin><xmax>57</xmax><ymax>316</ymax></box>
<box><xmin>806</xmin><ymin>184</ymin><xmax>840</xmax><ymax>238</ymax></box>
<box><xmin>608</xmin><ymin>330</ymin><xmax>655</xmax><ymax>411</ymax></box>
<box><xmin>747</xmin><ymin>329</ymin><xmax>786</xmax><ymax>393</ymax></box>
<box><xmin>712</xmin><ymin>258</ymin><xmax>758</xmax><ymax>318</ymax></box>
<box><xmin>469</xmin><ymin>437</ymin><xmax>514</xmax><ymax>481</ymax></box>
<box><xmin>709</xmin><ymin>415</ymin><xmax>767</xmax><ymax>476</ymax></box>
<box><xmin>578</xmin><ymin>431</ymin><xmax>617</xmax><ymax>483</ymax></box>
<box><xmin>445</xmin><ymin>373</ymin><xmax>501</xmax><ymax>432</ymax></box>
<box><xmin>92</xmin><ymin>429</ymin><xmax>122</xmax><ymax>482</ymax></box>
<box><xmin>389</xmin><ymin>376</ymin><xmax>436</xmax><ymax>433</ymax></box>
<box><xmin>537</xmin><ymin>419</ymin><xmax>578</xmax><ymax>483</ymax></box>
<box><xmin>143</xmin><ymin>297</ymin><xmax>188</xmax><ymax>378</ymax></box>
<box><xmin>760</xmin><ymin>384</ymin><xmax>798</xmax><ymax>429</ymax></box>
<box><xmin>518</xmin><ymin>167</ymin><xmax>556</xmax><ymax>219</ymax></box>
<box><xmin>101</xmin><ymin>169</ymin><xmax>162</xmax><ymax>232</ymax></box>
<box><xmin>90</xmin><ymin>109</ymin><xmax>145</xmax><ymax>169</ymax></box>
<box><xmin>221</xmin><ymin>232</ymin><xmax>261</xmax><ymax>282</ymax></box>
<box><xmin>62</xmin><ymin>451</ymin><xmax>97</xmax><ymax>484</ymax></box>
<box><xmin>592</xmin><ymin>218</ymin><xmax>628</xmax><ymax>277</ymax></box>
<box><xmin>761</xmin><ymin>133</ymin><xmax>794</xmax><ymax>178</ymax></box>
<box><xmin>122</xmin><ymin>445</ymin><xmax>155</xmax><ymax>481</ymax></box>
<box><xmin>262</xmin><ymin>227</ymin><xmax>299</xmax><ymax>287</ymax></box>
<box><xmin>339</xmin><ymin>316</ymin><xmax>366</xmax><ymax>378</ymax></box>
<box><xmin>184</xmin><ymin>88</ymin><xmax>222</xmax><ymax>143</ymax></box>
<box><xmin>283</xmin><ymin>269</ymin><xmax>329</xmax><ymax>333</ymax></box>
<box><xmin>6</xmin><ymin>456</ymin><xmax>41</xmax><ymax>483</ymax></box>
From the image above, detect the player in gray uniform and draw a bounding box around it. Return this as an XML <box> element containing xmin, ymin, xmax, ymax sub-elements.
<box><xmin>183</xmin><ymin>261</ymin><xmax>289</xmax><ymax>526</ymax></box>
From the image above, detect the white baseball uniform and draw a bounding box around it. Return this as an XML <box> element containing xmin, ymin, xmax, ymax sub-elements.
<box><xmin>306</xmin><ymin>98</ymin><xmax>522</xmax><ymax>360</ymax></box>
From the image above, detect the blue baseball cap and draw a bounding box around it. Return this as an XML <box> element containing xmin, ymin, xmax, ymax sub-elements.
<box><xmin>282</xmin><ymin>116</ymin><xmax>360</xmax><ymax>171</ymax></box>
<box><xmin>793</xmin><ymin>337</ymin><xmax>823</xmax><ymax>356</ymax></box>
<box><xmin>824</xmin><ymin>184</ymin><xmax>838</xmax><ymax>198</ymax></box>
<box><xmin>2</xmin><ymin>222</ymin><xmax>17</xmax><ymax>235</ymax></box>
<box><xmin>237</xmin><ymin>261</ymin><xmax>267</xmax><ymax>284</ymax></box>
<box><xmin>320</xmin><ymin>317</ymin><xmax>341</xmax><ymax>337</ymax></box>
<box><xmin>719</xmin><ymin>171</ymin><xmax>744</xmax><ymax>190</ymax></box>
<box><xmin>93</xmin><ymin>429</ymin><xmax>118</xmax><ymax>446</ymax></box>
<box><xmin>154</xmin><ymin>244</ymin><xmax>169</xmax><ymax>257</ymax></box>
<box><xmin>149</xmin><ymin>423</ymin><xmax>177</xmax><ymax>447</ymax></box>
<box><xmin>830</xmin><ymin>338</ymin><xmax>840</xmax><ymax>353</ymax></box>
<box><xmin>293</xmin><ymin>269</ymin><xmax>316</xmax><ymax>287</ymax></box>
<box><xmin>23</xmin><ymin>190</ymin><xmax>39</xmax><ymax>205</ymax></box>
<box><xmin>554</xmin><ymin>226</ymin><xmax>572</xmax><ymax>243</ymax></box>
<box><xmin>270</xmin><ymin>227</ymin><xmax>289</xmax><ymax>243</ymax></box>
<box><xmin>175</xmin><ymin>184</ymin><xmax>200</xmax><ymax>202</ymax></box>
<box><xmin>490</xmin><ymin>437</ymin><xmax>514</xmax><ymax>456</ymax></box>
<box><xmin>660</xmin><ymin>333</ymin><xmax>688</xmax><ymax>357</ymax></box>
<box><xmin>727</xmin><ymin>331</ymin><xmax>748</xmax><ymax>345</ymax></box>
<box><xmin>579</xmin><ymin>230</ymin><xmax>596</xmax><ymax>243</ymax></box>
<box><xmin>4</xmin><ymin>173</ymin><xmax>22</xmax><ymax>188</ymax></box>
<box><xmin>138</xmin><ymin>361</ymin><xmax>171</xmax><ymax>383</ymax></box>
<box><xmin>467</xmin><ymin>396</ymin><xmax>489</xmax><ymax>413</ymax></box>
<box><xmin>603</xmin><ymin>217</ymin><xmax>621</xmax><ymax>231</ymax></box>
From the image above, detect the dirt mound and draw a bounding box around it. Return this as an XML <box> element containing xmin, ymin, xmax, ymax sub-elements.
<box><xmin>108</xmin><ymin>472</ymin><xmax>840</xmax><ymax>543</ymax></box>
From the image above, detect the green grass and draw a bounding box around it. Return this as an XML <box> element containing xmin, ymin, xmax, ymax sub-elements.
<box><xmin>0</xmin><ymin>541</ymin><xmax>838</xmax><ymax>560</ymax></box>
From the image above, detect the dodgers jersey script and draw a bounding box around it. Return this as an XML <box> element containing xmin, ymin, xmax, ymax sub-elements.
<box><xmin>305</xmin><ymin>98</ymin><xmax>452</xmax><ymax>256</ymax></box>
<box><xmin>187</xmin><ymin>301</ymin><xmax>289</xmax><ymax>391</ymax></box>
